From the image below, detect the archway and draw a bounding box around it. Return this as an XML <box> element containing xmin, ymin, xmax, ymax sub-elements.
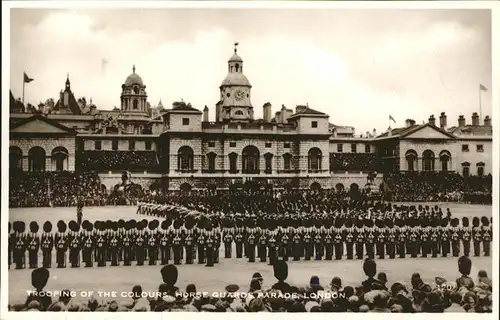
<box><xmin>28</xmin><ymin>146</ymin><xmax>46</xmax><ymax>172</ymax></box>
<box><xmin>264</xmin><ymin>153</ymin><xmax>273</xmax><ymax>173</ymax></box>
<box><xmin>310</xmin><ymin>182</ymin><xmax>322</xmax><ymax>190</ymax></box>
<box><xmin>242</xmin><ymin>145</ymin><xmax>260</xmax><ymax>173</ymax></box>
<box><xmin>177</xmin><ymin>146</ymin><xmax>194</xmax><ymax>171</ymax></box>
<box><xmin>405</xmin><ymin>149</ymin><xmax>418</xmax><ymax>172</ymax></box>
<box><xmin>282</xmin><ymin>153</ymin><xmax>292</xmax><ymax>171</ymax></box>
<box><xmin>9</xmin><ymin>146</ymin><xmax>23</xmax><ymax>171</ymax></box>
<box><xmin>422</xmin><ymin>150</ymin><xmax>435</xmax><ymax>172</ymax></box>
<box><xmin>179</xmin><ymin>183</ymin><xmax>192</xmax><ymax>193</ymax></box>
<box><xmin>350</xmin><ymin>183</ymin><xmax>359</xmax><ymax>193</ymax></box>
<box><xmin>308</xmin><ymin>147</ymin><xmax>322</xmax><ymax>171</ymax></box>
<box><xmin>439</xmin><ymin>150</ymin><xmax>451</xmax><ymax>172</ymax></box>
<box><xmin>461</xmin><ymin>162</ymin><xmax>470</xmax><ymax>178</ymax></box>
<box><xmin>228</xmin><ymin>152</ymin><xmax>238</xmax><ymax>173</ymax></box>
<box><xmin>51</xmin><ymin>146</ymin><xmax>69</xmax><ymax>172</ymax></box>
<box><xmin>335</xmin><ymin>183</ymin><xmax>344</xmax><ymax>192</ymax></box>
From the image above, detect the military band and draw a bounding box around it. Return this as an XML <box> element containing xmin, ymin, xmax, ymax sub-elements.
<box><xmin>7</xmin><ymin>209</ymin><xmax>493</xmax><ymax>271</ymax></box>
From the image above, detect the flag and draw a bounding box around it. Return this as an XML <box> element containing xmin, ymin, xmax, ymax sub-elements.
<box><xmin>389</xmin><ymin>115</ymin><xmax>396</xmax><ymax>123</ymax></box>
<box><xmin>23</xmin><ymin>72</ymin><xmax>34</xmax><ymax>83</ymax></box>
<box><xmin>479</xmin><ymin>84</ymin><xmax>488</xmax><ymax>92</ymax></box>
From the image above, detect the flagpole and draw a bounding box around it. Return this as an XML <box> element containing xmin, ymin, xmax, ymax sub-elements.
<box><xmin>479</xmin><ymin>87</ymin><xmax>482</xmax><ymax>125</ymax></box>
<box><xmin>22</xmin><ymin>79</ymin><xmax>25</xmax><ymax>108</ymax></box>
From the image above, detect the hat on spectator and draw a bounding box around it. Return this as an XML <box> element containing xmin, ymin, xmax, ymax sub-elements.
<box><xmin>201</xmin><ymin>304</ymin><xmax>217</xmax><ymax>312</ymax></box>
<box><xmin>27</xmin><ymin>300</ymin><xmax>41</xmax><ymax>311</ymax></box>
<box><xmin>226</xmin><ymin>284</ymin><xmax>239</xmax><ymax>293</ymax></box>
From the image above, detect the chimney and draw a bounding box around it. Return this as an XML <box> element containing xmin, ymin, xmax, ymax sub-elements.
<box><xmin>332</xmin><ymin>128</ymin><xmax>337</xmax><ymax>137</ymax></box>
<box><xmin>484</xmin><ymin>115</ymin><xmax>491</xmax><ymax>126</ymax></box>
<box><xmin>471</xmin><ymin>112</ymin><xmax>479</xmax><ymax>126</ymax></box>
<box><xmin>215</xmin><ymin>101</ymin><xmax>221</xmax><ymax>123</ymax></box>
<box><xmin>439</xmin><ymin>112</ymin><xmax>447</xmax><ymax>130</ymax></box>
<box><xmin>428</xmin><ymin>115</ymin><xmax>436</xmax><ymax>126</ymax></box>
<box><xmin>387</xmin><ymin>127</ymin><xmax>392</xmax><ymax>137</ymax></box>
<box><xmin>373</xmin><ymin>128</ymin><xmax>377</xmax><ymax>137</ymax></box>
<box><xmin>366</xmin><ymin>131</ymin><xmax>370</xmax><ymax>138</ymax></box>
<box><xmin>263</xmin><ymin>102</ymin><xmax>272</xmax><ymax>122</ymax></box>
<box><xmin>203</xmin><ymin>105</ymin><xmax>209</xmax><ymax>122</ymax></box>
<box><xmin>405</xmin><ymin>119</ymin><xmax>415</xmax><ymax>128</ymax></box>
<box><xmin>458</xmin><ymin>115</ymin><xmax>466</xmax><ymax>127</ymax></box>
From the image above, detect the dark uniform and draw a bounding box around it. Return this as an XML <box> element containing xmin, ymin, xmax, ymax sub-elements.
<box><xmin>41</xmin><ymin>222</ymin><xmax>54</xmax><ymax>268</ymax></box>
<box><xmin>397</xmin><ymin>223</ymin><xmax>407</xmax><ymax>258</ymax></box>
<box><xmin>472</xmin><ymin>217</ymin><xmax>481</xmax><ymax>257</ymax></box>
<box><xmin>77</xmin><ymin>201</ymin><xmax>83</xmax><ymax>226</ymax></box>
<box><xmin>268</xmin><ymin>234</ymin><xmax>278</xmax><ymax>265</ymax></box>
<box><xmin>386</xmin><ymin>220</ymin><xmax>396</xmax><ymax>259</ymax></box>
<box><xmin>280</xmin><ymin>230</ymin><xmax>290</xmax><ymax>262</ymax></box>
<box><xmin>82</xmin><ymin>223</ymin><xmax>95</xmax><ymax>267</ymax></box>
<box><xmin>55</xmin><ymin>221</ymin><xmax>68</xmax><ymax>268</ymax></box>
<box><xmin>375</xmin><ymin>220</ymin><xmax>386</xmax><ymax>259</ymax></box>
<box><xmin>223</xmin><ymin>228</ymin><xmax>234</xmax><ymax>259</ymax></box>
<box><xmin>450</xmin><ymin>218</ymin><xmax>461</xmax><ymax>257</ymax></box>
<box><xmin>461</xmin><ymin>218</ymin><xmax>471</xmax><ymax>257</ymax></box>
<box><xmin>481</xmin><ymin>217</ymin><xmax>491</xmax><ymax>257</ymax></box>
<box><xmin>259</xmin><ymin>232</ymin><xmax>269</xmax><ymax>262</ymax></box>
<box><xmin>334</xmin><ymin>223</ymin><xmax>344</xmax><ymax>260</ymax></box>
<box><xmin>344</xmin><ymin>221</ymin><xmax>355</xmax><ymax>260</ymax></box>
<box><xmin>68</xmin><ymin>221</ymin><xmax>82</xmax><ymax>268</ymax></box>
<box><xmin>109</xmin><ymin>223</ymin><xmax>120</xmax><ymax>266</ymax></box>
<box><xmin>184</xmin><ymin>228</ymin><xmax>195</xmax><ymax>264</ymax></box>
<box><xmin>408</xmin><ymin>224</ymin><xmax>418</xmax><ymax>258</ymax></box>
<box><xmin>324</xmin><ymin>227</ymin><xmax>333</xmax><ymax>260</ymax></box>
<box><xmin>247</xmin><ymin>231</ymin><xmax>256</xmax><ymax>262</ymax></box>
<box><xmin>27</xmin><ymin>222</ymin><xmax>41</xmax><ymax>269</ymax></box>
<box><xmin>355</xmin><ymin>220</ymin><xmax>365</xmax><ymax>260</ymax></box>
<box><xmin>95</xmin><ymin>223</ymin><xmax>107</xmax><ymax>267</ymax></box>
<box><xmin>440</xmin><ymin>220</ymin><xmax>451</xmax><ymax>258</ymax></box>
<box><xmin>205</xmin><ymin>230</ymin><xmax>215</xmax><ymax>267</ymax></box>
<box><xmin>13</xmin><ymin>222</ymin><xmax>27</xmax><ymax>269</ymax></box>
<box><xmin>303</xmin><ymin>231</ymin><xmax>313</xmax><ymax>261</ymax></box>
<box><xmin>158</xmin><ymin>221</ymin><xmax>170</xmax><ymax>265</ymax></box>
<box><xmin>147</xmin><ymin>221</ymin><xmax>159</xmax><ymax>266</ymax></box>
<box><xmin>235</xmin><ymin>227</ymin><xmax>244</xmax><ymax>259</ymax></box>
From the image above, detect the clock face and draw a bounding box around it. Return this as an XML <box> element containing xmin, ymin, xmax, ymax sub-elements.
<box><xmin>234</xmin><ymin>89</ymin><xmax>245</xmax><ymax>101</ymax></box>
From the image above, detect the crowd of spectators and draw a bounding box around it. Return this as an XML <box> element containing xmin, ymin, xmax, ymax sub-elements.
<box><xmin>11</xmin><ymin>256</ymin><xmax>492</xmax><ymax>313</ymax></box>
<box><xmin>383</xmin><ymin>172</ymin><xmax>492</xmax><ymax>204</ymax></box>
<box><xmin>77</xmin><ymin>151</ymin><xmax>159</xmax><ymax>172</ymax></box>
<box><xmin>329</xmin><ymin>153</ymin><xmax>377</xmax><ymax>173</ymax></box>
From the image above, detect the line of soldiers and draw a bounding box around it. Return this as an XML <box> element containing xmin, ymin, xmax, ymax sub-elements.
<box><xmin>8</xmin><ymin>213</ymin><xmax>491</xmax><ymax>270</ymax></box>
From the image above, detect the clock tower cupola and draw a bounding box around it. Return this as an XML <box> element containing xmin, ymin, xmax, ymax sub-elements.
<box><xmin>218</xmin><ymin>42</ymin><xmax>253</xmax><ymax>122</ymax></box>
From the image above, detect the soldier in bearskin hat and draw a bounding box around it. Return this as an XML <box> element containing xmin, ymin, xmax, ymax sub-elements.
<box><xmin>267</xmin><ymin>229</ymin><xmax>279</xmax><ymax>265</ymax></box>
<box><xmin>82</xmin><ymin>222</ymin><xmax>95</xmax><ymax>267</ymax></box>
<box><xmin>247</xmin><ymin>226</ymin><xmax>257</xmax><ymax>263</ymax></box>
<box><xmin>95</xmin><ymin>221</ymin><xmax>107</xmax><ymax>267</ymax></box>
<box><xmin>259</xmin><ymin>227</ymin><xmax>269</xmax><ymax>262</ymax></box>
<box><xmin>196</xmin><ymin>220</ymin><xmax>206</xmax><ymax>264</ymax></box>
<box><xmin>184</xmin><ymin>220</ymin><xmax>195</xmax><ymax>265</ymax></box>
<box><xmin>121</xmin><ymin>220</ymin><xmax>134</xmax><ymax>266</ymax></box>
<box><xmin>68</xmin><ymin>221</ymin><xmax>82</xmax><ymax>268</ymax></box>
<box><xmin>440</xmin><ymin>219</ymin><xmax>451</xmax><ymax>258</ymax></box>
<box><xmin>450</xmin><ymin>218</ymin><xmax>461</xmax><ymax>257</ymax></box>
<box><xmin>456</xmin><ymin>256</ymin><xmax>474</xmax><ymax>290</ymax></box>
<box><xmin>344</xmin><ymin>219</ymin><xmax>355</xmax><ymax>260</ymax></box>
<box><xmin>332</xmin><ymin>218</ymin><xmax>343</xmax><ymax>260</ymax></box>
<box><xmin>303</xmin><ymin>225</ymin><xmax>313</xmax><ymax>261</ymax></box>
<box><xmin>460</xmin><ymin>217</ymin><xmax>471</xmax><ymax>257</ymax></box>
<box><xmin>172</xmin><ymin>219</ymin><xmax>183</xmax><ymax>265</ymax></box>
<box><xmin>27</xmin><ymin>221</ymin><xmax>41</xmax><ymax>269</ymax></box>
<box><xmin>223</xmin><ymin>221</ymin><xmax>234</xmax><ymax>259</ymax></box>
<box><xmin>117</xmin><ymin>219</ymin><xmax>126</xmax><ymax>262</ymax></box>
<box><xmin>158</xmin><ymin>220</ymin><xmax>170</xmax><ymax>265</ymax></box>
<box><xmin>109</xmin><ymin>222</ymin><xmax>120</xmax><ymax>266</ymax></box>
<box><xmin>324</xmin><ymin>222</ymin><xmax>334</xmax><ymax>261</ymax></box>
<box><xmin>481</xmin><ymin>216</ymin><xmax>491</xmax><ymax>257</ymax></box>
<box><xmin>364</xmin><ymin>219</ymin><xmax>375</xmax><ymax>260</ymax></box>
<box><xmin>134</xmin><ymin>220</ymin><xmax>146</xmax><ymax>265</ymax></box>
<box><xmin>147</xmin><ymin>220</ymin><xmax>159</xmax><ymax>266</ymax></box>
<box><xmin>472</xmin><ymin>217</ymin><xmax>482</xmax><ymax>257</ymax></box>
<box><xmin>234</xmin><ymin>218</ymin><xmax>245</xmax><ymax>259</ymax></box>
<box><xmin>386</xmin><ymin>219</ymin><xmax>396</xmax><ymax>259</ymax></box>
<box><xmin>375</xmin><ymin>219</ymin><xmax>386</xmax><ymax>259</ymax></box>
<box><xmin>55</xmin><ymin>220</ymin><xmax>68</xmax><ymax>268</ymax></box>
<box><xmin>25</xmin><ymin>268</ymin><xmax>52</xmax><ymax>311</ymax></box>
<box><xmin>160</xmin><ymin>264</ymin><xmax>180</xmax><ymax>296</ymax></box>
<box><xmin>354</xmin><ymin>218</ymin><xmax>365</xmax><ymax>260</ymax></box>
<box><xmin>13</xmin><ymin>221</ymin><xmax>27</xmax><ymax>269</ymax></box>
<box><xmin>41</xmin><ymin>221</ymin><xmax>54</xmax><ymax>268</ymax></box>
<box><xmin>205</xmin><ymin>222</ymin><xmax>215</xmax><ymax>267</ymax></box>
<box><xmin>397</xmin><ymin>219</ymin><xmax>407</xmax><ymax>258</ymax></box>
<box><xmin>408</xmin><ymin>219</ymin><xmax>419</xmax><ymax>258</ymax></box>
<box><xmin>420</xmin><ymin>220</ymin><xmax>430</xmax><ymax>258</ymax></box>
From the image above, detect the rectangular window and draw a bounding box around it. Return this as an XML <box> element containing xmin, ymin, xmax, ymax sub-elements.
<box><xmin>128</xmin><ymin>140</ymin><xmax>135</xmax><ymax>151</ymax></box>
<box><xmin>182</xmin><ymin>118</ymin><xmax>190</xmax><ymax>126</ymax></box>
<box><xmin>94</xmin><ymin>140</ymin><xmax>102</xmax><ymax>151</ymax></box>
<box><xmin>337</xmin><ymin>144</ymin><xmax>343</xmax><ymax>153</ymax></box>
<box><xmin>476</xmin><ymin>144</ymin><xmax>484</xmax><ymax>153</ymax></box>
<box><xmin>365</xmin><ymin>143</ymin><xmax>371</xmax><ymax>153</ymax></box>
<box><xmin>230</xmin><ymin>142</ymin><xmax>236</xmax><ymax>148</ymax></box>
<box><xmin>351</xmin><ymin>143</ymin><xmax>357</xmax><ymax>153</ymax></box>
<box><xmin>462</xmin><ymin>144</ymin><xmax>469</xmax><ymax>152</ymax></box>
<box><xmin>284</xmin><ymin>142</ymin><xmax>290</xmax><ymax>149</ymax></box>
<box><xmin>112</xmin><ymin>140</ymin><xmax>119</xmax><ymax>151</ymax></box>
<box><xmin>145</xmin><ymin>141</ymin><xmax>152</xmax><ymax>150</ymax></box>
<box><xmin>311</xmin><ymin>121</ymin><xmax>318</xmax><ymax>128</ymax></box>
<box><xmin>208</xmin><ymin>141</ymin><xmax>215</xmax><ymax>148</ymax></box>
<box><xmin>265</xmin><ymin>142</ymin><xmax>272</xmax><ymax>148</ymax></box>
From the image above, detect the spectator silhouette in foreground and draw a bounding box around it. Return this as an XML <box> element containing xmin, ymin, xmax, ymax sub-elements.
<box><xmin>24</xmin><ymin>268</ymin><xmax>52</xmax><ymax>311</ymax></box>
<box><xmin>271</xmin><ymin>260</ymin><xmax>291</xmax><ymax>294</ymax></box>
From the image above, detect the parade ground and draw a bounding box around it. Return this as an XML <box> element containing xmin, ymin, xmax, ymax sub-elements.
<box><xmin>8</xmin><ymin>203</ymin><xmax>493</xmax><ymax>305</ymax></box>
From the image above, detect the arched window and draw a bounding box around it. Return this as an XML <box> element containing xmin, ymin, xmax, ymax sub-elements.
<box><xmin>207</xmin><ymin>152</ymin><xmax>217</xmax><ymax>172</ymax></box>
<box><xmin>308</xmin><ymin>148</ymin><xmax>322</xmax><ymax>172</ymax></box>
<box><xmin>439</xmin><ymin>150</ymin><xmax>451</xmax><ymax>172</ymax></box>
<box><xmin>335</xmin><ymin>183</ymin><xmax>345</xmax><ymax>193</ymax></box>
<box><xmin>9</xmin><ymin>146</ymin><xmax>23</xmax><ymax>171</ymax></box>
<box><xmin>28</xmin><ymin>146</ymin><xmax>46</xmax><ymax>172</ymax></box>
<box><xmin>133</xmin><ymin>99</ymin><xmax>138</xmax><ymax>109</ymax></box>
<box><xmin>422</xmin><ymin>150</ymin><xmax>435</xmax><ymax>172</ymax></box>
<box><xmin>283</xmin><ymin>153</ymin><xmax>292</xmax><ymax>171</ymax></box>
<box><xmin>229</xmin><ymin>152</ymin><xmax>238</xmax><ymax>173</ymax></box>
<box><xmin>477</xmin><ymin>162</ymin><xmax>485</xmax><ymax>177</ymax></box>
<box><xmin>264</xmin><ymin>153</ymin><xmax>273</xmax><ymax>173</ymax></box>
<box><xmin>235</xmin><ymin>110</ymin><xmax>244</xmax><ymax>116</ymax></box>
<box><xmin>51</xmin><ymin>146</ymin><xmax>69</xmax><ymax>172</ymax></box>
<box><xmin>405</xmin><ymin>149</ymin><xmax>418</xmax><ymax>172</ymax></box>
<box><xmin>310</xmin><ymin>182</ymin><xmax>322</xmax><ymax>190</ymax></box>
<box><xmin>235</xmin><ymin>63</ymin><xmax>240</xmax><ymax>72</ymax></box>
<box><xmin>242</xmin><ymin>145</ymin><xmax>260</xmax><ymax>173</ymax></box>
<box><xmin>350</xmin><ymin>183</ymin><xmax>360</xmax><ymax>193</ymax></box>
<box><xmin>177</xmin><ymin>146</ymin><xmax>194</xmax><ymax>171</ymax></box>
<box><xmin>462</xmin><ymin>162</ymin><xmax>470</xmax><ymax>177</ymax></box>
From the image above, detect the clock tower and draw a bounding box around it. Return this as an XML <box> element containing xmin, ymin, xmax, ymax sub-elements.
<box><xmin>218</xmin><ymin>43</ymin><xmax>254</xmax><ymax>122</ymax></box>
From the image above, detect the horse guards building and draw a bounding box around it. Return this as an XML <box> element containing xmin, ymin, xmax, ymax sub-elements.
<box><xmin>9</xmin><ymin>45</ymin><xmax>493</xmax><ymax>193</ymax></box>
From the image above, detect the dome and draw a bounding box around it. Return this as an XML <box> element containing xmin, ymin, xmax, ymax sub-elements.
<box><xmin>124</xmin><ymin>65</ymin><xmax>143</xmax><ymax>86</ymax></box>
<box><xmin>228</xmin><ymin>53</ymin><xmax>243</xmax><ymax>63</ymax></box>
<box><xmin>221</xmin><ymin>72</ymin><xmax>251</xmax><ymax>87</ymax></box>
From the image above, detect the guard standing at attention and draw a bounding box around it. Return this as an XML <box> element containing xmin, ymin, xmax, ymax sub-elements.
<box><xmin>461</xmin><ymin>217</ymin><xmax>471</xmax><ymax>257</ymax></box>
<box><xmin>41</xmin><ymin>221</ymin><xmax>54</xmax><ymax>268</ymax></box>
<box><xmin>27</xmin><ymin>221</ymin><xmax>40</xmax><ymax>269</ymax></box>
<box><xmin>55</xmin><ymin>221</ymin><xmax>68</xmax><ymax>268</ymax></box>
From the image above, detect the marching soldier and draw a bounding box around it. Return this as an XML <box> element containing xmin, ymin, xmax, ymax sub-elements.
<box><xmin>223</xmin><ymin>227</ymin><xmax>233</xmax><ymax>258</ymax></box>
<box><xmin>68</xmin><ymin>221</ymin><xmax>82</xmax><ymax>268</ymax></box>
<box><xmin>205</xmin><ymin>228</ymin><xmax>215</xmax><ymax>267</ymax></box>
<box><xmin>450</xmin><ymin>218</ymin><xmax>461</xmax><ymax>257</ymax></box>
<box><xmin>27</xmin><ymin>221</ymin><xmax>40</xmax><ymax>269</ymax></box>
<box><xmin>158</xmin><ymin>220</ymin><xmax>170</xmax><ymax>265</ymax></box>
<box><xmin>41</xmin><ymin>221</ymin><xmax>54</xmax><ymax>268</ymax></box>
<box><xmin>440</xmin><ymin>219</ymin><xmax>451</xmax><ymax>258</ymax></box>
<box><xmin>55</xmin><ymin>221</ymin><xmax>68</xmax><ymax>268</ymax></box>
<box><xmin>472</xmin><ymin>217</ymin><xmax>482</xmax><ymax>257</ymax></box>
<box><xmin>82</xmin><ymin>222</ymin><xmax>95</xmax><ymax>267</ymax></box>
<box><xmin>344</xmin><ymin>220</ymin><xmax>355</xmax><ymax>260</ymax></box>
<box><xmin>259</xmin><ymin>230</ymin><xmax>268</xmax><ymax>262</ymax></box>
<box><xmin>481</xmin><ymin>217</ymin><xmax>491</xmax><ymax>257</ymax></box>
<box><xmin>461</xmin><ymin>217</ymin><xmax>471</xmax><ymax>257</ymax></box>
<box><xmin>13</xmin><ymin>221</ymin><xmax>27</xmax><ymax>269</ymax></box>
<box><xmin>355</xmin><ymin>219</ymin><xmax>365</xmax><ymax>259</ymax></box>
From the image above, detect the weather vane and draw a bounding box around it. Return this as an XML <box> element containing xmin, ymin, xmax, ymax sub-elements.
<box><xmin>234</xmin><ymin>41</ymin><xmax>239</xmax><ymax>54</ymax></box>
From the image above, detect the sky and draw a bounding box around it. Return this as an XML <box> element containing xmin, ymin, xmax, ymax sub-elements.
<box><xmin>9</xmin><ymin>8</ymin><xmax>492</xmax><ymax>134</ymax></box>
